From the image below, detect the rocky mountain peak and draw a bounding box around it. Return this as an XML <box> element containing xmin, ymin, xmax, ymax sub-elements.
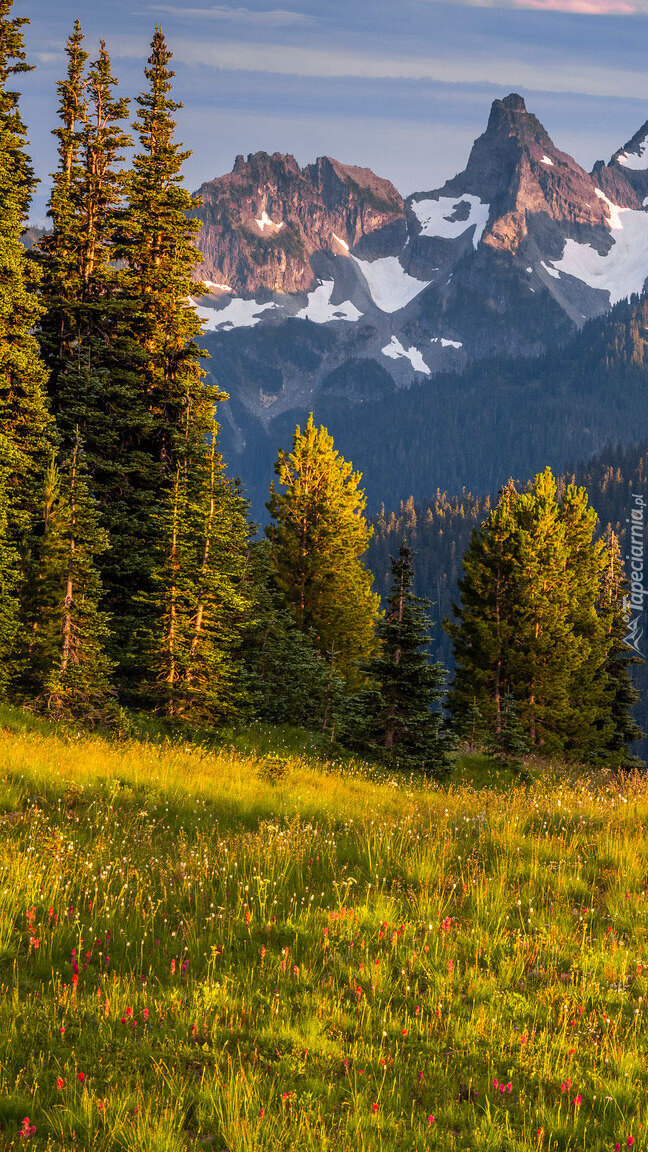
<box><xmin>426</xmin><ymin>92</ymin><xmax>609</xmax><ymax>253</ymax></box>
<box><xmin>592</xmin><ymin>120</ymin><xmax>648</xmax><ymax>209</ymax></box>
<box><xmin>195</xmin><ymin>151</ymin><xmax>404</xmax><ymax>294</ymax></box>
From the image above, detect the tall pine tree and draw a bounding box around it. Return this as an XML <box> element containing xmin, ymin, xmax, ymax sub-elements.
<box><xmin>267</xmin><ymin>414</ymin><xmax>381</xmax><ymax>685</ymax></box>
<box><xmin>0</xmin><ymin>1</ymin><xmax>54</xmax><ymax>692</ymax></box>
<box><xmin>34</xmin><ymin>435</ymin><xmax>116</xmax><ymax>724</ymax></box>
<box><xmin>362</xmin><ymin>541</ymin><xmax>449</xmax><ymax>775</ymax></box>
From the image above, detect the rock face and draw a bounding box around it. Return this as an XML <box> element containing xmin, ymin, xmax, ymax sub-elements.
<box><xmin>191</xmin><ymin>94</ymin><xmax>648</xmax><ymax>515</ymax></box>
<box><xmin>195</xmin><ymin>152</ymin><xmax>404</xmax><ymax>294</ymax></box>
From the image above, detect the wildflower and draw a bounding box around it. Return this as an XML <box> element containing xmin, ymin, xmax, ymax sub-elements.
<box><xmin>259</xmin><ymin>1107</ymin><xmax>265</xmax><ymax>1119</ymax></box>
<box><xmin>19</xmin><ymin>1117</ymin><xmax>36</xmax><ymax>1140</ymax></box>
<box><xmin>427</xmin><ymin>1115</ymin><xmax>435</xmax><ymax>1125</ymax></box>
<box><xmin>59</xmin><ymin>1026</ymin><xmax>65</xmax><ymax>1036</ymax></box>
<box><xmin>401</xmin><ymin>1028</ymin><xmax>407</xmax><ymax>1036</ymax></box>
<box><xmin>78</xmin><ymin>1072</ymin><xmax>85</xmax><ymax>1083</ymax></box>
<box><xmin>627</xmin><ymin>1140</ymin><xmax>634</xmax><ymax>1148</ymax></box>
<box><xmin>574</xmin><ymin>1094</ymin><xmax>583</xmax><ymax>1107</ymax></box>
<box><xmin>507</xmin><ymin>1083</ymin><xmax>512</xmax><ymax>1094</ymax></box>
<box><xmin>417</xmin><ymin>1071</ymin><xmax>424</xmax><ymax>1083</ymax></box>
<box><xmin>371</xmin><ymin>1103</ymin><xmax>379</xmax><ymax>1113</ymax></box>
<box><xmin>142</xmin><ymin>1008</ymin><xmax>149</xmax><ymax>1022</ymax></box>
<box><xmin>493</xmin><ymin>1079</ymin><xmax>499</xmax><ymax>1090</ymax></box>
<box><xmin>56</xmin><ymin>1077</ymin><xmax>64</xmax><ymax>1090</ymax></box>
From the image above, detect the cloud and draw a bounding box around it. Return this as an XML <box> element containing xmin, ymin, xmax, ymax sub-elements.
<box><xmin>514</xmin><ymin>0</ymin><xmax>637</xmax><ymax>12</ymax></box>
<box><xmin>438</xmin><ymin>0</ymin><xmax>647</xmax><ymax>9</ymax></box>
<box><xmin>111</xmin><ymin>34</ymin><xmax>648</xmax><ymax>100</ymax></box>
<box><xmin>152</xmin><ymin>4</ymin><xmax>316</xmax><ymax>24</ymax></box>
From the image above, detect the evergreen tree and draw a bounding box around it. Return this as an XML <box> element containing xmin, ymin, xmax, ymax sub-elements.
<box><xmin>598</xmin><ymin>529</ymin><xmax>644</xmax><ymax>767</ymax></box>
<box><xmin>446</xmin><ymin>480</ymin><xmax>520</xmax><ymax>737</ymax></box>
<box><xmin>140</xmin><ymin>428</ymin><xmax>252</xmax><ymax>722</ymax></box>
<box><xmin>240</xmin><ymin>542</ymin><xmax>333</xmax><ymax>728</ymax></box>
<box><xmin>486</xmin><ymin>691</ymin><xmax>529</xmax><ymax>769</ymax></box>
<box><xmin>0</xmin><ymin>9</ymin><xmax>52</xmax><ymax>529</ymax></box>
<box><xmin>447</xmin><ymin>468</ymin><xmax>622</xmax><ymax>759</ymax></box>
<box><xmin>267</xmin><ymin>414</ymin><xmax>381</xmax><ymax>685</ymax></box>
<box><xmin>0</xmin><ymin>434</ymin><xmax>19</xmax><ymax>697</ymax></box>
<box><xmin>361</xmin><ymin>541</ymin><xmax>449</xmax><ymax>775</ymax></box>
<box><xmin>107</xmin><ymin>27</ymin><xmax>227</xmax><ymax>689</ymax></box>
<box><xmin>35</xmin><ymin>436</ymin><xmax>117</xmax><ymax>724</ymax></box>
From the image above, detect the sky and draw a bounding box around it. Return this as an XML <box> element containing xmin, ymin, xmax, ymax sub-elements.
<box><xmin>16</xmin><ymin>0</ymin><xmax>648</xmax><ymax>221</ymax></box>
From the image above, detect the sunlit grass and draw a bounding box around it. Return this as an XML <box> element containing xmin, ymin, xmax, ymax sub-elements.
<box><xmin>0</xmin><ymin>704</ymin><xmax>646</xmax><ymax>1149</ymax></box>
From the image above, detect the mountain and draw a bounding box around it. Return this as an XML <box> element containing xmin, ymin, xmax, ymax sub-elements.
<box><xmin>191</xmin><ymin>94</ymin><xmax>648</xmax><ymax>516</ymax></box>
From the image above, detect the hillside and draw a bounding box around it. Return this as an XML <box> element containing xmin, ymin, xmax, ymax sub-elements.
<box><xmin>0</xmin><ymin>711</ymin><xmax>646</xmax><ymax>1150</ymax></box>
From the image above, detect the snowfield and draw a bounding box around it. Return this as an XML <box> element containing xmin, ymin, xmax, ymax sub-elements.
<box><xmin>352</xmin><ymin>255</ymin><xmax>431</xmax><ymax>313</ymax></box>
<box><xmin>382</xmin><ymin>336</ymin><xmax>430</xmax><ymax>374</ymax></box>
<box><xmin>617</xmin><ymin>134</ymin><xmax>648</xmax><ymax>171</ymax></box>
<box><xmin>410</xmin><ymin>195</ymin><xmax>490</xmax><ymax>249</ymax></box>
<box><xmin>196</xmin><ymin>298</ymin><xmax>279</xmax><ymax>331</ymax></box>
<box><xmin>550</xmin><ymin>189</ymin><xmax>648</xmax><ymax>304</ymax></box>
<box><xmin>296</xmin><ymin>281</ymin><xmax>362</xmax><ymax>323</ymax></box>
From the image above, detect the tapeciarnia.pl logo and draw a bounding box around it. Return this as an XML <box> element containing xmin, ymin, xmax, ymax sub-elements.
<box><xmin>624</xmin><ymin>491</ymin><xmax>645</xmax><ymax>658</ymax></box>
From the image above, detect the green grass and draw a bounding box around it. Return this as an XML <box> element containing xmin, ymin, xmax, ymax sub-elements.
<box><xmin>0</xmin><ymin>705</ymin><xmax>646</xmax><ymax>1150</ymax></box>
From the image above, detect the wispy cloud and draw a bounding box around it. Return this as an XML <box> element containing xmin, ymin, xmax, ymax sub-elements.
<box><xmin>152</xmin><ymin>4</ymin><xmax>316</xmax><ymax>25</ymax></box>
<box><xmin>111</xmin><ymin>34</ymin><xmax>648</xmax><ymax>100</ymax></box>
<box><xmin>514</xmin><ymin>0</ymin><xmax>637</xmax><ymax>12</ymax></box>
<box><xmin>438</xmin><ymin>0</ymin><xmax>647</xmax><ymax>10</ymax></box>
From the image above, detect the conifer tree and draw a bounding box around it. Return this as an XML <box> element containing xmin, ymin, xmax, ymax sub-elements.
<box><xmin>448</xmin><ymin>468</ymin><xmax>624</xmax><ymax>759</ymax></box>
<box><xmin>361</xmin><ymin>541</ymin><xmax>449</xmax><ymax>774</ymax></box>
<box><xmin>598</xmin><ymin>529</ymin><xmax>644</xmax><ymax>766</ymax></box>
<box><xmin>446</xmin><ymin>480</ymin><xmax>520</xmax><ymax>736</ymax></box>
<box><xmin>107</xmin><ymin>27</ymin><xmax>227</xmax><ymax>687</ymax></box>
<box><xmin>267</xmin><ymin>414</ymin><xmax>381</xmax><ymax>684</ymax></box>
<box><xmin>35</xmin><ymin>435</ymin><xmax>116</xmax><ymax>724</ymax></box>
<box><xmin>38</xmin><ymin>32</ymin><xmax>131</xmax><ymax>443</ymax></box>
<box><xmin>0</xmin><ymin>434</ymin><xmax>19</xmax><ymax>697</ymax></box>
<box><xmin>0</xmin><ymin>3</ymin><xmax>52</xmax><ymax>527</ymax></box>
<box><xmin>141</xmin><ymin>426</ymin><xmax>252</xmax><ymax>722</ymax></box>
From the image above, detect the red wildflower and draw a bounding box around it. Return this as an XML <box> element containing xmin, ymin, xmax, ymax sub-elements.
<box><xmin>78</xmin><ymin>1072</ymin><xmax>85</xmax><ymax>1083</ymax></box>
<box><xmin>371</xmin><ymin>1103</ymin><xmax>379</xmax><ymax>1113</ymax></box>
<box><xmin>56</xmin><ymin>1078</ymin><xmax>64</xmax><ymax>1090</ymax></box>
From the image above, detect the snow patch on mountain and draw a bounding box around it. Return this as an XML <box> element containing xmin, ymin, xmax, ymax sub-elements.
<box><xmin>382</xmin><ymin>336</ymin><xmax>430</xmax><ymax>374</ymax></box>
<box><xmin>352</xmin><ymin>255</ymin><xmax>430</xmax><ymax>313</ymax></box>
<box><xmin>255</xmin><ymin>210</ymin><xmax>284</xmax><ymax>232</ymax></box>
<box><xmin>410</xmin><ymin>195</ymin><xmax>490</xmax><ymax>249</ymax></box>
<box><xmin>618</xmin><ymin>134</ymin><xmax>648</xmax><ymax>171</ymax></box>
<box><xmin>332</xmin><ymin>233</ymin><xmax>349</xmax><ymax>252</ymax></box>
<box><xmin>431</xmin><ymin>337</ymin><xmax>463</xmax><ymax>349</ymax></box>
<box><xmin>196</xmin><ymin>298</ymin><xmax>279</xmax><ymax>331</ymax></box>
<box><xmin>203</xmin><ymin>280</ymin><xmax>233</xmax><ymax>293</ymax></box>
<box><xmin>550</xmin><ymin>190</ymin><xmax>648</xmax><ymax>304</ymax></box>
<box><xmin>296</xmin><ymin>281</ymin><xmax>362</xmax><ymax>323</ymax></box>
<box><xmin>541</xmin><ymin>155</ymin><xmax>554</xmax><ymax>166</ymax></box>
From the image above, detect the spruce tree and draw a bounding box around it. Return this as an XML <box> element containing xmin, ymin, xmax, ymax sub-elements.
<box><xmin>109</xmin><ymin>27</ymin><xmax>228</xmax><ymax>690</ymax></box>
<box><xmin>267</xmin><ymin>414</ymin><xmax>381</xmax><ymax>685</ymax></box>
<box><xmin>362</xmin><ymin>541</ymin><xmax>449</xmax><ymax>775</ymax></box>
<box><xmin>598</xmin><ymin>529</ymin><xmax>644</xmax><ymax>767</ymax></box>
<box><xmin>446</xmin><ymin>480</ymin><xmax>520</xmax><ymax>737</ymax></box>
<box><xmin>448</xmin><ymin>467</ymin><xmax>627</xmax><ymax>762</ymax></box>
<box><xmin>0</xmin><ymin>434</ymin><xmax>19</xmax><ymax>697</ymax></box>
<box><xmin>141</xmin><ymin>427</ymin><xmax>252</xmax><ymax>722</ymax></box>
<box><xmin>35</xmin><ymin>435</ymin><xmax>116</xmax><ymax>724</ymax></box>
<box><xmin>0</xmin><ymin>3</ymin><xmax>52</xmax><ymax>532</ymax></box>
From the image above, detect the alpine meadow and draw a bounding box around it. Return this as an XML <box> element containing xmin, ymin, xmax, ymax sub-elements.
<box><xmin>2</xmin><ymin>0</ymin><xmax>648</xmax><ymax>1149</ymax></box>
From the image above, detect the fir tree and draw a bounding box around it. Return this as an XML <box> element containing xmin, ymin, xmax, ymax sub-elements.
<box><xmin>35</xmin><ymin>436</ymin><xmax>117</xmax><ymax>724</ymax></box>
<box><xmin>141</xmin><ymin>428</ymin><xmax>252</xmax><ymax>722</ymax></box>
<box><xmin>446</xmin><ymin>480</ymin><xmax>520</xmax><ymax>737</ymax></box>
<box><xmin>108</xmin><ymin>27</ymin><xmax>226</xmax><ymax>688</ymax></box>
<box><xmin>0</xmin><ymin>3</ymin><xmax>52</xmax><ymax>533</ymax></box>
<box><xmin>267</xmin><ymin>414</ymin><xmax>381</xmax><ymax>685</ymax></box>
<box><xmin>362</xmin><ymin>541</ymin><xmax>449</xmax><ymax>775</ymax></box>
<box><xmin>0</xmin><ymin>434</ymin><xmax>19</xmax><ymax>697</ymax></box>
<box><xmin>599</xmin><ymin>529</ymin><xmax>644</xmax><ymax>767</ymax></box>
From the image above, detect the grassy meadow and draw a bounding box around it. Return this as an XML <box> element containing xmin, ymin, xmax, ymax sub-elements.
<box><xmin>0</xmin><ymin>708</ymin><xmax>646</xmax><ymax>1150</ymax></box>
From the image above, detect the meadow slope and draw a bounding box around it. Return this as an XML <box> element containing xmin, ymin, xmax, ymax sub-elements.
<box><xmin>0</xmin><ymin>712</ymin><xmax>646</xmax><ymax>1151</ymax></box>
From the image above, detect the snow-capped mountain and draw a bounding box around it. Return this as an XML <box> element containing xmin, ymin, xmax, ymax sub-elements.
<box><xmin>191</xmin><ymin>93</ymin><xmax>648</xmax><ymax>510</ymax></box>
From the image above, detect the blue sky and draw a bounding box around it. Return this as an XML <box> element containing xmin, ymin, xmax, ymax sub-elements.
<box><xmin>17</xmin><ymin>0</ymin><xmax>648</xmax><ymax>221</ymax></box>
